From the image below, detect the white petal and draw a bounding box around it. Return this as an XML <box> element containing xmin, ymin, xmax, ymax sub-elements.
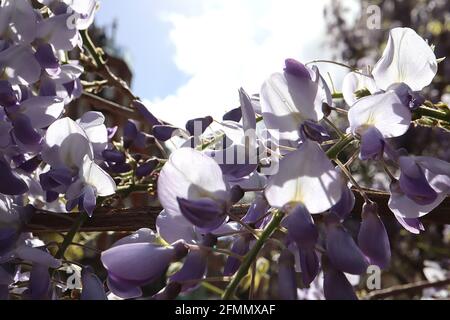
<box><xmin>348</xmin><ymin>91</ymin><xmax>411</xmax><ymax>138</ymax></box>
<box><xmin>156</xmin><ymin>209</ymin><xmax>199</xmax><ymax>244</ymax></box>
<box><xmin>265</xmin><ymin>140</ymin><xmax>342</xmax><ymax>213</ymax></box>
<box><xmin>20</xmin><ymin>96</ymin><xmax>65</xmax><ymax>129</ymax></box>
<box><xmin>372</xmin><ymin>27</ymin><xmax>437</xmax><ymax>91</ymax></box>
<box><xmin>260</xmin><ymin>68</ymin><xmax>325</xmax><ymax>142</ymax></box>
<box><xmin>43</xmin><ymin>117</ymin><xmax>93</xmax><ymax>169</ymax></box>
<box><xmin>342</xmin><ymin>72</ymin><xmax>378</xmax><ymax>106</ymax></box>
<box><xmin>388</xmin><ymin>185</ymin><xmax>446</xmax><ymax>218</ymax></box>
<box><xmin>81</xmin><ymin>158</ymin><xmax>116</xmax><ymax>196</ymax></box>
<box><xmin>158</xmin><ymin>148</ymin><xmax>229</xmax><ymax>216</ymax></box>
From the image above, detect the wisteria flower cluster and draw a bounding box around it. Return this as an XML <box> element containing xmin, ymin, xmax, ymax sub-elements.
<box><xmin>0</xmin><ymin>0</ymin><xmax>449</xmax><ymax>301</ymax></box>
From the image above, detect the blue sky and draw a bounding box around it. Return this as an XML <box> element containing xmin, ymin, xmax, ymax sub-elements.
<box><xmin>95</xmin><ymin>1</ymin><xmax>359</xmax><ymax>127</ymax></box>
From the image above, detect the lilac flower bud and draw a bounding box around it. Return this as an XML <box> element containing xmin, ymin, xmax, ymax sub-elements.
<box><xmin>28</xmin><ymin>264</ymin><xmax>51</xmax><ymax>300</ymax></box>
<box><xmin>284</xmin><ymin>59</ymin><xmax>312</xmax><ymax>80</ymax></box>
<box><xmin>223</xmin><ymin>107</ymin><xmax>242</xmax><ymax>122</ymax></box>
<box><xmin>11</xmin><ymin>113</ymin><xmax>42</xmax><ymax>145</ymax></box>
<box><xmin>358</xmin><ymin>203</ymin><xmax>391</xmax><ymax>269</ymax></box>
<box><xmin>0</xmin><ymin>228</ymin><xmax>19</xmax><ymax>256</ymax></box>
<box><xmin>133</xmin><ymin>100</ymin><xmax>162</xmax><ymax>127</ymax></box>
<box><xmin>17</xmin><ymin>155</ymin><xmax>42</xmax><ymax>173</ymax></box>
<box><xmin>286</xmin><ymin>204</ymin><xmax>318</xmax><ymax>249</ymax></box>
<box><xmin>80</xmin><ymin>267</ymin><xmax>107</xmax><ymax>300</ymax></box>
<box><xmin>229</xmin><ymin>185</ymin><xmax>245</xmax><ymax>205</ymax></box>
<box><xmin>330</xmin><ymin>185</ymin><xmax>355</xmax><ymax>220</ymax></box>
<box><xmin>242</xmin><ymin>195</ymin><xmax>270</xmax><ymax>227</ymax></box>
<box><xmin>398</xmin><ymin>156</ymin><xmax>437</xmax><ymax>205</ymax></box>
<box><xmin>185</xmin><ymin>116</ymin><xmax>213</xmax><ymax>136</ymax></box>
<box><xmin>300</xmin><ymin>120</ymin><xmax>331</xmax><ymax>143</ymax></box>
<box><xmin>325</xmin><ymin>216</ymin><xmax>369</xmax><ymax>275</ymax></box>
<box><xmin>298</xmin><ymin>248</ymin><xmax>320</xmax><ymax>286</ymax></box>
<box><xmin>153</xmin><ymin>125</ymin><xmax>180</xmax><ymax>141</ymax></box>
<box><xmin>0</xmin><ymin>80</ymin><xmax>18</xmax><ymax>107</ymax></box>
<box><xmin>323</xmin><ymin>264</ymin><xmax>358</xmax><ymax>300</ymax></box>
<box><xmin>177</xmin><ymin>197</ymin><xmax>227</xmax><ymax>231</ymax></box>
<box><xmin>123</xmin><ymin>120</ymin><xmax>138</xmax><ymax>149</ymax></box>
<box><xmin>102</xmin><ymin>149</ymin><xmax>126</xmax><ymax>164</ymax></box>
<box><xmin>101</xmin><ymin>241</ymin><xmax>188</xmax><ymax>299</ymax></box>
<box><xmin>106</xmin><ymin>163</ymin><xmax>132</xmax><ymax>174</ymax></box>
<box><xmin>34</xmin><ymin>43</ymin><xmax>60</xmax><ymax>76</ymax></box>
<box><xmin>39</xmin><ymin>168</ymin><xmax>73</xmax><ymax>192</ymax></box>
<box><xmin>0</xmin><ymin>159</ymin><xmax>28</xmax><ymax>195</ymax></box>
<box><xmin>278</xmin><ymin>249</ymin><xmax>298</xmax><ymax>300</ymax></box>
<box><xmin>223</xmin><ymin>235</ymin><xmax>250</xmax><ymax>276</ymax></box>
<box><xmin>136</xmin><ymin>159</ymin><xmax>159</xmax><ymax>178</ymax></box>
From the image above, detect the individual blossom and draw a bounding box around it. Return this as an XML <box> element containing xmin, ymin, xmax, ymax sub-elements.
<box><xmin>372</xmin><ymin>27</ymin><xmax>438</xmax><ymax>91</ymax></box>
<box><xmin>348</xmin><ymin>90</ymin><xmax>412</xmax><ymax>160</ymax></box>
<box><xmin>342</xmin><ymin>71</ymin><xmax>377</xmax><ymax>106</ymax></box>
<box><xmin>388</xmin><ymin>156</ymin><xmax>450</xmax><ymax>222</ymax></box>
<box><xmin>264</xmin><ymin>139</ymin><xmax>342</xmax><ymax>214</ymax></box>
<box><xmin>260</xmin><ymin>58</ymin><xmax>331</xmax><ymax>145</ymax></box>
<box><xmin>101</xmin><ymin>240</ymin><xmax>189</xmax><ymax>299</ymax></box>
<box><xmin>158</xmin><ymin>147</ymin><xmax>231</xmax><ymax>231</ymax></box>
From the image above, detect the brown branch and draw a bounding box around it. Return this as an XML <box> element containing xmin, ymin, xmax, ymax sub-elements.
<box><xmin>81</xmin><ymin>91</ymin><xmax>139</xmax><ymax>120</ymax></box>
<box><xmin>365</xmin><ymin>278</ymin><xmax>450</xmax><ymax>300</ymax></box>
<box><xmin>26</xmin><ymin>190</ymin><xmax>450</xmax><ymax>233</ymax></box>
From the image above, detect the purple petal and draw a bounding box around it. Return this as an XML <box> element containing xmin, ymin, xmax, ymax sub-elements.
<box><xmin>170</xmin><ymin>250</ymin><xmax>207</xmax><ymax>292</ymax></box>
<box><xmin>81</xmin><ymin>267</ymin><xmax>107</xmax><ymax>300</ymax></box>
<box><xmin>284</xmin><ymin>59</ymin><xmax>312</xmax><ymax>80</ymax></box>
<box><xmin>298</xmin><ymin>248</ymin><xmax>320</xmax><ymax>286</ymax></box>
<box><xmin>0</xmin><ymin>80</ymin><xmax>18</xmax><ymax>107</ymax></box>
<box><xmin>0</xmin><ymin>159</ymin><xmax>28</xmax><ymax>195</ymax></box>
<box><xmin>186</xmin><ymin>116</ymin><xmax>213</xmax><ymax>136</ymax></box>
<box><xmin>133</xmin><ymin>100</ymin><xmax>162</xmax><ymax>127</ymax></box>
<box><xmin>223</xmin><ymin>107</ymin><xmax>242</xmax><ymax>122</ymax></box>
<box><xmin>360</xmin><ymin>126</ymin><xmax>385</xmax><ymax>160</ymax></box>
<box><xmin>330</xmin><ymin>185</ymin><xmax>355</xmax><ymax>220</ymax></box>
<box><xmin>326</xmin><ymin>222</ymin><xmax>369</xmax><ymax>275</ymax></box>
<box><xmin>101</xmin><ymin>243</ymin><xmax>181</xmax><ymax>285</ymax></box>
<box><xmin>136</xmin><ymin>159</ymin><xmax>159</xmax><ymax>178</ymax></box>
<box><xmin>394</xmin><ymin>215</ymin><xmax>424</xmax><ymax>234</ymax></box>
<box><xmin>152</xmin><ymin>125</ymin><xmax>180</xmax><ymax>141</ymax></box>
<box><xmin>358</xmin><ymin>203</ymin><xmax>391</xmax><ymax>269</ymax></box>
<box><xmin>29</xmin><ymin>264</ymin><xmax>51</xmax><ymax>300</ymax></box>
<box><xmin>323</xmin><ymin>266</ymin><xmax>358</xmax><ymax>300</ymax></box>
<box><xmin>223</xmin><ymin>236</ymin><xmax>249</xmax><ymax>276</ymax></box>
<box><xmin>15</xmin><ymin>245</ymin><xmax>61</xmax><ymax>268</ymax></box>
<box><xmin>17</xmin><ymin>155</ymin><xmax>42</xmax><ymax>173</ymax></box>
<box><xmin>34</xmin><ymin>43</ymin><xmax>60</xmax><ymax>75</ymax></box>
<box><xmin>399</xmin><ymin>156</ymin><xmax>437</xmax><ymax>205</ymax></box>
<box><xmin>300</xmin><ymin>120</ymin><xmax>331</xmax><ymax>143</ymax></box>
<box><xmin>242</xmin><ymin>195</ymin><xmax>270</xmax><ymax>227</ymax></box>
<box><xmin>286</xmin><ymin>204</ymin><xmax>319</xmax><ymax>249</ymax></box>
<box><xmin>102</xmin><ymin>149</ymin><xmax>126</xmax><ymax>164</ymax></box>
<box><xmin>177</xmin><ymin>197</ymin><xmax>227</xmax><ymax>231</ymax></box>
<box><xmin>11</xmin><ymin>113</ymin><xmax>42</xmax><ymax>145</ymax></box>
<box><xmin>107</xmin><ymin>273</ymin><xmax>142</xmax><ymax>299</ymax></box>
<box><xmin>82</xmin><ymin>185</ymin><xmax>96</xmax><ymax>217</ymax></box>
<box><xmin>278</xmin><ymin>249</ymin><xmax>298</xmax><ymax>300</ymax></box>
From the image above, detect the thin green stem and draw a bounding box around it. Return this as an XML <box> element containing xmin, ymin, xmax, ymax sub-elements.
<box><xmin>54</xmin><ymin>212</ymin><xmax>89</xmax><ymax>260</ymax></box>
<box><xmin>415</xmin><ymin>106</ymin><xmax>450</xmax><ymax>124</ymax></box>
<box><xmin>326</xmin><ymin>134</ymin><xmax>355</xmax><ymax>160</ymax></box>
<box><xmin>221</xmin><ymin>210</ymin><xmax>285</xmax><ymax>300</ymax></box>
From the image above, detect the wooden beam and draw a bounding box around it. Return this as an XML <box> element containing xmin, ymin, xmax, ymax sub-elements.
<box><xmin>26</xmin><ymin>190</ymin><xmax>450</xmax><ymax>233</ymax></box>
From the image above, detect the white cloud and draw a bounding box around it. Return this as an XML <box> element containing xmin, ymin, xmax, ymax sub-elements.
<box><xmin>146</xmin><ymin>0</ymin><xmax>352</xmax><ymax>128</ymax></box>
